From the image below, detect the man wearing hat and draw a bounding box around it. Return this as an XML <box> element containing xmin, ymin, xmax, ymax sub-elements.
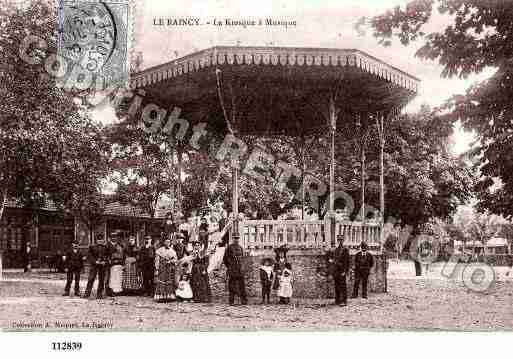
<box><xmin>173</xmin><ymin>233</ymin><xmax>186</xmax><ymax>260</ymax></box>
<box><xmin>83</xmin><ymin>235</ymin><xmax>111</xmax><ymax>299</ymax></box>
<box><xmin>352</xmin><ymin>242</ymin><xmax>374</xmax><ymax>299</ymax></box>
<box><xmin>138</xmin><ymin>236</ymin><xmax>155</xmax><ymax>297</ymax></box>
<box><xmin>223</xmin><ymin>235</ymin><xmax>248</xmax><ymax>305</ymax></box>
<box><xmin>332</xmin><ymin>234</ymin><xmax>350</xmax><ymax>306</ymax></box>
<box><xmin>62</xmin><ymin>242</ymin><xmax>85</xmax><ymax>296</ymax></box>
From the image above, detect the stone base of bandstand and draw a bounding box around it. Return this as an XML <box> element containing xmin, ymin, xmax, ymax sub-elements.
<box><xmin>210</xmin><ymin>249</ymin><xmax>387</xmax><ymax>299</ymax></box>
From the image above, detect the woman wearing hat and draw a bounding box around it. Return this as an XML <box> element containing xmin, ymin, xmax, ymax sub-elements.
<box><xmin>190</xmin><ymin>240</ymin><xmax>212</xmax><ymax>303</ymax></box>
<box><xmin>154</xmin><ymin>238</ymin><xmax>178</xmax><ymax>302</ymax></box>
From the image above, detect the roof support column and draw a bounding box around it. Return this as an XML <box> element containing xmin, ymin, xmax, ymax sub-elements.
<box><xmin>176</xmin><ymin>142</ymin><xmax>183</xmax><ymax>216</ymax></box>
<box><xmin>231</xmin><ymin>160</ymin><xmax>239</xmax><ymax>240</ymax></box>
<box><xmin>360</xmin><ymin>138</ymin><xmax>366</xmax><ymax>225</ymax></box>
<box><xmin>328</xmin><ymin>96</ymin><xmax>337</xmax><ymax>248</ymax></box>
<box><xmin>376</xmin><ymin>112</ymin><xmax>385</xmax><ymax>226</ymax></box>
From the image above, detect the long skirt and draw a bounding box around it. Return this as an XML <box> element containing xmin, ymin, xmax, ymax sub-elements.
<box><xmin>191</xmin><ymin>258</ymin><xmax>211</xmax><ymax>303</ymax></box>
<box><xmin>154</xmin><ymin>261</ymin><xmax>176</xmax><ymax>302</ymax></box>
<box><xmin>109</xmin><ymin>265</ymin><xmax>123</xmax><ymax>294</ymax></box>
<box><xmin>123</xmin><ymin>260</ymin><xmax>141</xmax><ymax>291</ymax></box>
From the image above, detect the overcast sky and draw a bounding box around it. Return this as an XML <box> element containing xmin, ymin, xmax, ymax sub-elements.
<box><xmin>96</xmin><ymin>0</ymin><xmax>491</xmax><ymax>154</ymax></box>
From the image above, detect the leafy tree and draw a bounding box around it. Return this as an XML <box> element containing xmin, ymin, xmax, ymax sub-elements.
<box><xmin>49</xmin><ymin>118</ymin><xmax>111</xmax><ymax>242</ymax></box>
<box><xmin>366</xmin><ymin>0</ymin><xmax>513</xmax><ymax>218</ymax></box>
<box><xmin>106</xmin><ymin>122</ymin><xmax>173</xmax><ymax>218</ymax></box>
<box><xmin>294</xmin><ymin>106</ymin><xmax>473</xmax><ymax>231</ymax></box>
<box><xmin>383</xmin><ymin>109</ymin><xmax>473</xmax><ymax>233</ymax></box>
<box><xmin>0</xmin><ymin>0</ymin><xmax>108</xmax><ymax>226</ymax></box>
<box><xmin>452</xmin><ymin>205</ymin><xmax>507</xmax><ymax>249</ymax></box>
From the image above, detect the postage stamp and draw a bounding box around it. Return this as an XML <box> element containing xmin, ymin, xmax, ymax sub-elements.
<box><xmin>56</xmin><ymin>0</ymin><xmax>131</xmax><ymax>91</ymax></box>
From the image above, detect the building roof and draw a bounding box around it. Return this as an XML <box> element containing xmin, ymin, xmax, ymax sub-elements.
<box><xmin>5</xmin><ymin>198</ymin><xmax>167</xmax><ymax>219</ymax></box>
<box><xmin>131</xmin><ymin>46</ymin><xmax>419</xmax><ymax>137</ymax></box>
<box><xmin>5</xmin><ymin>198</ymin><xmax>59</xmax><ymax>212</ymax></box>
<box><xmin>132</xmin><ymin>46</ymin><xmax>420</xmax><ymax>92</ymax></box>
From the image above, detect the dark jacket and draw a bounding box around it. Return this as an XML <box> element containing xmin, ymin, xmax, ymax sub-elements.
<box><xmin>333</xmin><ymin>245</ymin><xmax>350</xmax><ymax>276</ymax></box>
<box><xmin>173</xmin><ymin>242</ymin><xmax>185</xmax><ymax>259</ymax></box>
<box><xmin>354</xmin><ymin>251</ymin><xmax>374</xmax><ymax>275</ymax></box>
<box><xmin>110</xmin><ymin>245</ymin><xmax>124</xmax><ymax>266</ymax></box>
<box><xmin>88</xmin><ymin>244</ymin><xmax>110</xmax><ymax>266</ymax></box>
<box><xmin>63</xmin><ymin>250</ymin><xmax>84</xmax><ymax>271</ymax></box>
<box><xmin>259</xmin><ymin>267</ymin><xmax>274</xmax><ymax>286</ymax></box>
<box><xmin>138</xmin><ymin>246</ymin><xmax>155</xmax><ymax>269</ymax></box>
<box><xmin>223</xmin><ymin>243</ymin><xmax>244</xmax><ymax>278</ymax></box>
<box><xmin>199</xmin><ymin>223</ymin><xmax>209</xmax><ymax>232</ymax></box>
<box><xmin>124</xmin><ymin>245</ymin><xmax>138</xmax><ymax>259</ymax></box>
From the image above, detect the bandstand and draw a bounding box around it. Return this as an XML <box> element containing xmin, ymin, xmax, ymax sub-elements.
<box><xmin>131</xmin><ymin>46</ymin><xmax>419</xmax><ymax>297</ymax></box>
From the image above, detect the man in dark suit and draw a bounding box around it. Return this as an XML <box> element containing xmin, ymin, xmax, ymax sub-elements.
<box><xmin>62</xmin><ymin>242</ymin><xmax>85</xmax><ymax>296</ymax></box>
<box><xmin>223</xmin><ymin>235</ymin><xmax>248</xmax><ymax>305</ymax></box>
<box><xmin>352</xmin><ymin>242</ymin><xmax>374</xmax><ymax>299</ymax></box>
<box><xmin>83</xmin><ymin>236</ymin><xmax>111</xmax><ymax>299</ymax></box>
<box><xmin>138</xmin><ymin>236</ymin><xmax>155</xmax><ymax>297</ymax></box>
<box><xmin>332</xmin><ymin>234</ymin><xmax>350</xmax><ymax>306</ymax></box>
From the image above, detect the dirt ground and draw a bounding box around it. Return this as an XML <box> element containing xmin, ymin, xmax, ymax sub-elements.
<box><xmin>1</xmin><ymin>260</ymin><xmax>512</xmax><ymax>331</ymax></box>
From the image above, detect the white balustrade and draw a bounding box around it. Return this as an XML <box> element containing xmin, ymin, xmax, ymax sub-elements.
<box><xmin>240</xmin><ymin>219</ymin><xmax>382</xmax><ymax>252</ymax></box>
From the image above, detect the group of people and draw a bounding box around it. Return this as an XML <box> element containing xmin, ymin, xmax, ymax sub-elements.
<box><xmin>60</xmin><ymin>220</ymin><xmax>374</xmax><ymax>306</ymax></box>
<box><xmin>61</xmin><ymin>233</ymin><xmax>216</xmax><ymax>302</ymax></box>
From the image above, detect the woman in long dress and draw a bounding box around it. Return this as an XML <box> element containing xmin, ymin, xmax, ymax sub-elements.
<box><xmin>109</xmin><ymin>242</ymin><xmax>124</xmax><ymax>295</ymax></box>
<box><xmin>123</xmin><ymin>237</ymin><xmax>141</xmax><ymax>293</ymax></box>
<box><xmin>190</xmin><ymin>241</ymin><xmax>212</xmax><ymax>303</ymax></box>
<box><xmin>154</xmin><ymin>238</ymin><xmax>178</xmax><ymax>302</ymax></box>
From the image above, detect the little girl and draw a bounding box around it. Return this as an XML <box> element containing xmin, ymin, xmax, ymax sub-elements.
<box><xmin>175</xmin><ymin>273</ymin><xmax>193</xmax><ymax>302</ymax></box>
<box><xmin>278</xmin><ymin>263</ymin><xmax>293</xmax><ymax>304</ymax></box>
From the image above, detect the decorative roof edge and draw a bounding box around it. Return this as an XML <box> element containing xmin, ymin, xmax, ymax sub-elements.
<box><xmin>130</xmin><ymin>46</ymin><xmax>420</xmax><ymax>93</ymax></box>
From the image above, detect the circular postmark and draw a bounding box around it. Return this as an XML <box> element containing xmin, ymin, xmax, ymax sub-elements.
<box><xmin>60</xmin><ymin>2</ymin><xmax>117</xmax><ymax>73</ymax></box>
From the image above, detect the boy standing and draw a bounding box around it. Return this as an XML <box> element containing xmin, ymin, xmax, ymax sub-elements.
<box><xmin>259</xmin><ymin>258</ymin><xmax>274</xmax><ymax>304</ymax></box>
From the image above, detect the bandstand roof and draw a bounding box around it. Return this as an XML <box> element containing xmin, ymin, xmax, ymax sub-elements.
<box><xmin>131</xmin><ymin>46</ymin><xmax>420</xmax><ymax>136</ymax></box>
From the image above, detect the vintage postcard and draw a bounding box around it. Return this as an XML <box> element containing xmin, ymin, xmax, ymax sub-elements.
<box><xmin>1</xmin><ymin>0</ymin><xmax>513</xmax><ymax>354</ymax></box>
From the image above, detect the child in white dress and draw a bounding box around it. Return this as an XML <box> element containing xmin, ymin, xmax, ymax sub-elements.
<box><xmin>278</xmin><ymin>263</ymin><xmax>293</xmax><ymax>304</ymax></box>
<box><xmin>175</xmin><ymin>273</ymin><xmax>193</xmax><ymax>302</ymax></box>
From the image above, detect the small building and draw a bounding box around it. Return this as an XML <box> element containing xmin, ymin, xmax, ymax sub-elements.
<box><xmin>0</xmin><ymin>199</ymin><xmax>166</xmax><ymax>269</ymax></box>
<box><xmin>485</xmin><ymin>237</ymin><xmax>510</xmax><ymax>255</ymax></box>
